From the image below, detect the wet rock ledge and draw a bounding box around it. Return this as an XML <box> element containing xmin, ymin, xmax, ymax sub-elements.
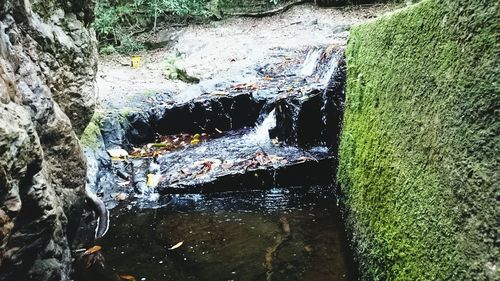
<box><xmin>0</xmin><ymin>1</ymin><xmax>97</xmax><ymax>280</ymax></box>
<box><xmin>83</xmin><ymin>45</ymin><xmax>346</xmax><ymax>209</ymax></box>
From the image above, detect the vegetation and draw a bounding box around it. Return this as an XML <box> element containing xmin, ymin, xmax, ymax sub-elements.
<box><xmin>80</xmin><ymin>112</ymin><xmax>103</xmax><ymax>149</ymax></box>
<box><xmin>338</xmin><ymin>0</ymin><xmax>499</xmax><ymax>279</ymax></box>
<box><xmin>93</xmin><ymin>0</ymin><xmax>295</xmax><ymax>53</ymax></box>
<box><xmin>93</xmin><ymin>0</ymin><xmax>405</xmax><ymax>53</ymax></box>
<box><xmin>94</xmin><ymin>0</ymin><xmax>211</xmax><ymax>53</ymax></box>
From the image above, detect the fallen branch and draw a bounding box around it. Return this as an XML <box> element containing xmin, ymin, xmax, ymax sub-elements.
<box><xmin>226</xmin><ymin>0</ymin><xmax>309</xmax><ymax>18</ymax></box>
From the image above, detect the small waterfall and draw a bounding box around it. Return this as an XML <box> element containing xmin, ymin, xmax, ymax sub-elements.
<box><xmin>245</xmin><ymin>109</ymin><xmax>276</xmax><ymax>144</ymax></box>
<box><xmin>320</xmin><ymin>50</ymin><xmax>341</xmax><ymax>86</ymax></box>
<box><xmin>299</xmin><ymin>48</ymin><xmax>322</xmax><ymax>77</ymax></box>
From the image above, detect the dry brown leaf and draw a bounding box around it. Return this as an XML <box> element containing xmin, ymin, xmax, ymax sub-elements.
<box><xmin>83</xmin><ymin>245</ymin><xmax>102</xmax><ymax>256</ymax></box>
<box><xmin>120</xmin><ymin>275</ymin><xmax>136</xmax><ymax>281</ymax></box>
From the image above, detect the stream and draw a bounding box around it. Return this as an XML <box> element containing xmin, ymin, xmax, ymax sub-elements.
<box><xmin>101</xmin><ymin>186</ymin><xmax>356</xmax><ymax>281</ymax></box>
<box><xmin>75</xmin><ymin>44</ymin><xmax>354</xmax><ymax>281</ymax></box>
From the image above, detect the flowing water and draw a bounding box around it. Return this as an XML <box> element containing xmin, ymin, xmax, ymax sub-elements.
<box><xmin>100</xmin><ymin>186</ymin><xmax>357</xmax><ymax>281</ymax></box>
<box><xmin>79</xmin><ymin>45</ymin><xmax>355</xmax><ymax>281</ymax></box>
<box><xmin>299</xmin><ymin>48</ymin><xmax>323</xmax><ymax>77</ymax></box>
<box><xmin>244</xmin><ymin>109</ymin><xmax>276</xmax><ymax>145</ymax></box>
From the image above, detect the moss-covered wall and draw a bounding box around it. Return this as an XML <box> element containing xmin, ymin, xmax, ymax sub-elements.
<box><xmin>338</xmin><ymin>0</ymin><xmax>499</xmax><ymax>280</ymax></box>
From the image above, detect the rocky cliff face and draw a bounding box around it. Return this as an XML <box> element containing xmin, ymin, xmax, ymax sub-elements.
<box><xmin>0</xmin><ymin>1</ymin><xmax>97</xmax><ymax>280</ymax></box>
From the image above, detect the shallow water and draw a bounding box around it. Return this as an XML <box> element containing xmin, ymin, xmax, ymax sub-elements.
<box><xmin>100</xmin><ymin>186</ymin><xmax>357</xmax><ymax>281</ymax></box>
<box><xmin>156</xmin><ymin>127</ymin><xmax>331</xmax><ymax>190</ymax></box>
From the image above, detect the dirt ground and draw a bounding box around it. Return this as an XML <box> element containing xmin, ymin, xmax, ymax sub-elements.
<box><xmin>96</xmin><ymin>3</ymin><xmax>398</xmax><ymax>107</ymax></box>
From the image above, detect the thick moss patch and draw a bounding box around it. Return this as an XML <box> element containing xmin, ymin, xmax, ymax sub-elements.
<box><xmin>80</xmin><ymin>112</ymin><xmax>103</xmax><ymax>150</ymax></box>
<box><xmin>338</xmin><ymin>0</ymin><xmax>499</xmax><ymax>280</ymax></box>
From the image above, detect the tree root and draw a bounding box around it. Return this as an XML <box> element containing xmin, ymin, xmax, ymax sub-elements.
<box><xmin>264</xmin><ymin>216</ymin><xmax>292</xmax><ymax>281</ymax></box>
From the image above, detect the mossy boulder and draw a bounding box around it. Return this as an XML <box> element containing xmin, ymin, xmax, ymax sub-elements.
<box><xmin>338</xmin><ymin>0</ymin><xmax>499</xmax><ymax>280</ymax></box>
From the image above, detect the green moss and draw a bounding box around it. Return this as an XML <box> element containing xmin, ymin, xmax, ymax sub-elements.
<box><xmin>79</xmin><ymin>112</ymin><xmax>103</xmax><ymax>150</ymax></box>
<box><xmin>338</xmin><ymin>0</ymin><xmax>499</xmax><ymax>280</ymax></box>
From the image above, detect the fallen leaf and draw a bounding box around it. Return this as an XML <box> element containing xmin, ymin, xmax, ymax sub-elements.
<box><xmin>146</xmin><ymin>174</ymin><xmax>161</xmax><ymax>188</ymax></box>
<box><xmin>222</xmin><ymin>160</ymin><xmax>234</xmax><ymax>170</ymax></box>
<box><xmin>263</xmin><ymin>75</ymin><xmax>273</xmax><ymax>81</ymax></box>
<box><xmin>120</xmin><ymin>275</ymin><xmax>136</xmax><ymax>281</ymax></box>
<box><xmin>111</xmin><ymin>156</ymin><xmax>126</xmax><ymax>161</ymax></box>
<box><xmin>107</xmin><ymin>148</ymin><xmax>129</xmax><ymax>158</ymax></box>
<box><xmin>83</xmin><ymin>245</ymin><xmax>102</xmax><ymax>256</ymax></box>
<box><xmin>295</xmin><ymin>156</ymin><xmax>318</xmax><ymax>163</ymax></box>
<box><xmin>246</xmin><ymin>82</ymin><xmax>259</xmax><ymax>90</ymax></box>
<box><xmin>168</xmin><ymin>241</ymin><xmax>184</xmax><ymax>250</ymax></box>
<box><xmin>268</xmin><ymin>155</ymin><xmax>284</xmax><ymax>164</ymax></box>
<box><xmin>211</xmin><ymin>90</ymin><xmax>229</xmax><ymax>96</ymax></box>
<box><xmin>115</xmin><ymin>192</ymin><xmax>127</xmax><ymax>201</ymax></box>
<box><xmin>233</xmin><ymin>83</ymin><xmax>245</xmax><ymax>90</ymax></box>
<box><xmin>118</xmin><ymin>181</ymin><xmax>131</xmax><ymax>187</ymax></box>
<box><xmin>203</xmin><ymin>161</ymin><xmax>212</xmax><ymax>172</ymax></box>
<box><xmin>190</xmin><ymin>139</ymin><xmax>200</xmax><ymax>145</ymax></box>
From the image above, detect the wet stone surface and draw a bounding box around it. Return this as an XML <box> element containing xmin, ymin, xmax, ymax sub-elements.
<box><xmin>99</xmin><ymin>186</ymin><xmax>357</xmax><ymax>281</ymax></box>
<box><xmin>75</xmin><ymin>44</ymin><xmax>355</xmax><ymax>281</ymax></box>
<box><xmin>88</xmin><ymin>45</ymin><xmax>347</xmax><ymax>204</ymax></box>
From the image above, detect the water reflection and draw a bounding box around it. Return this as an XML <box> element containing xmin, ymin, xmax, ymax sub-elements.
<box><xmin>100</xmin><ymin>186</ymin><xmax>357</xmax><ymax>281</ymax></box>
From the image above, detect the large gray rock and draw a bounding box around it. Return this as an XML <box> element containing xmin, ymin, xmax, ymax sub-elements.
<box><xmin>0</xmin><ymin>1</ymin><xmax>97</xmax><ymax>280</ymax></box>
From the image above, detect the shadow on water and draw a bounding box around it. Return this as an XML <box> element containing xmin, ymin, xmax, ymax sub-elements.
<box><xmin>100</xmin><ymin>186</ymin><xmax>357</xmax><ymax>281</ymax></box>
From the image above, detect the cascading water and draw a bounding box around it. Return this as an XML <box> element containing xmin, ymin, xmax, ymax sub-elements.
<box><xmin>320</xmin><ymin>50</ymin><xmax>341</xmax><ymax>86</ymax></box>
<box><xmin>244</xmin><ymin>109</ymin><xmax>276</xmax><ymax>145</ymax></box>
<box><xmin>76</xmin><ymin>41</ymin><xmax>354</xmax><ymax>281</ymax></box>
<box><xmin>299</xmin><ymin>48</ymin><xmax>322</xmax><ymax>77</ymax></box>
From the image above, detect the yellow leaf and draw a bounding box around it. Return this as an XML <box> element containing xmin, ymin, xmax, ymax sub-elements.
<box><xmin>190</xmin><ymin>139</ymin><xmax>200</xmax><ymax>145</ymax></box>
<box><xmin>168</xmin><ymin>241</ymin><xmax>184</xmax><ymax>250</ymax></box>
<box><xmin>146</xmin><ymin>174</ymin><xmax>160</xmax><ymax>188</ymax></box>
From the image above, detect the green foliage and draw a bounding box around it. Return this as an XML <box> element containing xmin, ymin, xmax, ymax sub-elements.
<box><xmin>163</xmin><ymin>55</ymin><xmax>200</xmax><ymax>83</ymax></box>
<box><xmin>94</xmin><ymin>0</ymin><xmax>210</xmax><ymax>53</ymax></box>
<box><xmin>338</xmin><ymin>0</ymin><xmax>499</xmax><ymax>280</ymax></box>
<box><xmin>94</xmin><ymin>0</ymin><xmax>292</xmax><ymax>53</ymax></box>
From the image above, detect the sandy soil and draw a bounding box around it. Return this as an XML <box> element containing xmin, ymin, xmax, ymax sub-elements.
<box><xmin>96</xmin><ymin>3</ymin><xmax>398</xmax><ymax>107</ymax></box>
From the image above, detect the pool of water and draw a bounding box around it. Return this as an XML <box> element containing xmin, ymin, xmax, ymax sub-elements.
<box><xmin>98</xmin><ymin>186</ymin><xmax>357</xmax><ymax>281</ymax></box>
